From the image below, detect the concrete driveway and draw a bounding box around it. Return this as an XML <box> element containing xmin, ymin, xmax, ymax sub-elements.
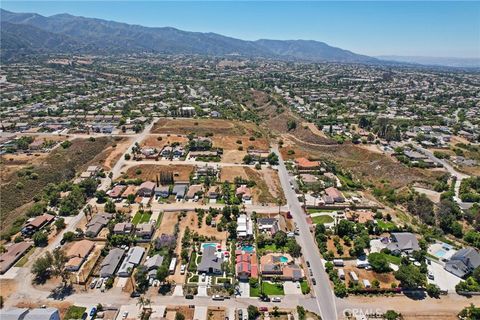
<box><xmin>194</xmin><ymin>306</ymin><xmax>208</xmax><ymax>320</ymax></box>
<box><xmin>427</xmin><ymin>261</ymin><xmax>462</xmax><ymax>291</ymax></box>
<box><xmin>283</xmin><ymin>281</ymin><xmax>302</xmax><ymax>295</ymax></box>
<box><xmin>238</xmin><ymin>281</ymin><xmax>250</xmax><ymax>298</ymax></box>
<box><xmin>197</xmin><ymin>284</ymin><xmax>208</xmax><ymax>297</ymax></box>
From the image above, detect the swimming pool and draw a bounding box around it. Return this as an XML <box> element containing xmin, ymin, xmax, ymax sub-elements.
<box><xmin>241</xmin><ymin>245</ymin><xmax>255</xmax><ymax>253</ymax></box>
<box><xmin>434</xmin><ymin>249</ymin><xmax>447</xmax><ymax>258</ymax></box>
<box><xmin>202</xmin><ymin>243</ymin><xmax>218</xmax><ymax>250</ymax></box>
<box><xmin>279</xmin><ymin>256</ymin><xmax>289</xmax><ymax>263</ymax></box>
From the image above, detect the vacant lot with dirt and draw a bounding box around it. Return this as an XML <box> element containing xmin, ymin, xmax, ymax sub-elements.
<box><xmin>141</xmin><ymin>135</ymin><xmax>188</xmax><ymax>149</ymax></box>
<box><xmin>212</xmin><ymin>135</ymin><xmax>270</xmax><ymax>163</ymax></box>
<box><xmin>152</xmin><ymin>118</ymin><xmax>263</xmax><ymax>136</ymax></box>
<box><xmin>123</xmin><ymin>164</ymin><xmax>194</xmax><ymax>182</ymax></box>
<box><xmin>101</xmin><ymin>137</ymin><xmax>132</xmax><ymax>170</ymax></box>
<box><xmin>1</xmin><ymin>137</ymin><xmax>117</xmax><ymax>232</ymax></box>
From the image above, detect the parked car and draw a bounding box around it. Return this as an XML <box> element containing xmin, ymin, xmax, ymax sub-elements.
<box><xmin>428</xmin><ymin>271</ymin><xmax>434</xmax><ymax>280</ymax></box>
<box><xmin>130</xmin><ymin>291</ymin><xmax>141</xmax><ymax>298</ymax></box>
<box><xmin>272</xmin><ymin>297</ymin><xmax>281</xmax><ymax>302</ymax></box>
<box><xmin>89</xmin><ymin>307</ymin><xmax>97</xmax><ymax>317</ymax></box>
<box><xmin>259</xmin><ymin>296</ymin><xmax>270</xmax><ymax>302</ymax></box>
<box><xmin>259</xmin><ymin>307</ymin><xmax>268</xmax><ymax>312</ymax></box>
<box><xmin>311</xmin><ymin>278</ymin><xmax>316</xmax><ymax>285</ymax></box>
<box><xmin>90</xmin><ymin>278</ymin><xmax>98</xmax><ymax>289</ymax></box>
<box><xmin>309</xmin><ymin>269</ymin><xmax>313</xmax><ymax>276</ymax></box>
<box><xmin>122</xmin><ymin>311</ymin><xmax>128</xmax><ymax>319</ymax></box>
<box><xmin>186</xmin><ymin>295</ymin><xmax>194</xmax><ymax>299</ymax></box>
<box><xmin>212</xmin><ymin>295</ymin><xmax>224</xmax><ymax>301</ymax></box>
<box><xmin>306</xmin><ymin>261</ymin><xmax>310</xmax><ymax>267</ymax></box>
<box><xmin>96</xmin><ymin>278</ymin><xmax>104</xmax><ymax>289</ymax></box>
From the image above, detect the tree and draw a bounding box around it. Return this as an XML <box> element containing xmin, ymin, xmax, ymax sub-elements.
<box><xmin>62</xmin><ymin>231</ymin><xmax>75</xmax><ymax>242</ymax></box>
<box><xmin>54</xmin><ymin>218</ymin><xmax>66</xmax><ymax>231</ymax></box>
<box><xmin>104</xmin><ymin>199</ymin><xmax>116</xmax><ymax>213</ymax></box>
<box><xmin>383</xmin><ymin>310</ymin><xmax>403</xmax><ymax>320</ymax></box>
<box><xmin>287</xmin><ymin>239</ymin><xmax>302</xmax><ymax>257</ymax></box>
<box><xmin>33</xmin><ymin>231</ymin><xmax>48</xmax><ymax>247</ymax></box>
<box><xmin>156</xmin><ymin>265</ymin><xmax>169</xmax><ymax>283</ymax></box>
<box><xmin>426</xmin><ymin>283</ymin><xmax>441</xmax><ymax>298</ymax></box>
<box><xmin>247</xmin><ymin>305</ymin><xmax>260</xmax><ymax>320</ymax></box>
<box><xmin>95</xmin><ymin>190</ymin><xmax>108</xmax><ymax>203</ymax></box>
<box><xmin>368</xmin><ymin>253</ymin><xmax>390</xmax><ymax>273</ymax></box>
<box><xmin>287</xmin><ymin>119</ymin><xmax>297</xmax><ymax>131</ymax></box>
<box><xmin>458</xmin><ymin>304</ymin><xmax>480</xmax><ymax>320</ymax></box>
<box><xmin>32</xmin><ymin>251</ymin><xmax>53</xmax><ymax>283</ymax></box>
<box><xmin>267</xmin><ymin>152</ymin><xmax>279</xmax><ymax>165</ymax></box>
<box><xmin>175</xmin><ymin>313</ymin><xmax>185</xmax><ymax>320</ymax></box>
<box><xmin>273</xmin><ymin>231</ymin><xmax>287</xmax><ymax>247</ymax></box>
<box><xmin>394</xmin><ymin>264</ymin><xmax>426</xmax><ymax>289</ymax></box>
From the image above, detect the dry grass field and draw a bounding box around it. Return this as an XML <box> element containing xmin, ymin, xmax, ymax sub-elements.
<box><xmin>141</xmin><ymin>135</ymin><xmax>188</xmax><ymax>149</ymax></box>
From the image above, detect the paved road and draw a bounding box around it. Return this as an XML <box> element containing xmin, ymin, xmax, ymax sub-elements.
<box><xmin>412</xmin><ymin>143</ymin><xmax>469</xmax><ymax>204</ymax></box>
<box><xmin>273</xmin><ymin>146</ymin><xmax>338</xmax><ymax>320</ymax></box>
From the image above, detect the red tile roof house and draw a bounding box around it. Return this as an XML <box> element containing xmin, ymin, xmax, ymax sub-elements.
<box><xmin>0</xmin><ymin>241</ymin><xmax>33</xmax><ymax>274</ymax></box>
<box><xmin>235</xmin><ymin>251</ymin><xmax>258</xmax><ymax>280</ymax></box>
<box><xmin>109</xmin><ymin>185</ymin><xmax>126</xmax><ymax>198</ymax></box>
<box><xmin>324</xmin><ymin>187</ymin><xmax>345</xmax><ymax>203</ymax></box>
<box><xmin>295</xmin><ymin>157</ymin><xmax>321</xmax><ymax>171</ymax></box>
<box><xmin>65</xmin><ymin>239</ymin><xmax>95</xmax><ymax>271</ymax></box>
<box><xmin>21</xmin><ymin>213</ymin><xmax>55</xmax><ymax>236</ymax></box>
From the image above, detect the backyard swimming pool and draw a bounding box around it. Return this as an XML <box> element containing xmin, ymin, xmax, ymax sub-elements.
<box><xmin>202</xmin><ymin>243</ymin><xmax>218</xmax><ymax>250</ymax></box>
<box><xmin>279</xmin><ymin>256</ymin><xmax>289</xmax><ymax>263</ymax></box>
<box><xmin>241</xmin><ymin>245</ymin><xmax>255</xmax><ymax>253</ymax></box>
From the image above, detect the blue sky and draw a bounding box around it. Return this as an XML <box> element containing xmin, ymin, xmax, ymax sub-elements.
<box><xmin>2</xmin><ymin>1</ymin><xmax>479</xmax><ymax>58</ymax></box>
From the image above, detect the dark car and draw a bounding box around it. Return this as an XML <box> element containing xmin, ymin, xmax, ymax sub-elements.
<box><xmin>186</xmin><ymin>295</ymin><xmax>194</xmax><ymax>300</ymax></box>
<box><xmin>60</xmin><ymin>238</ymin><xmax>66</xmax><ymax>245</ymax></box>
<box><xmin>260</xmin><ymin>296</ymin><xmax>271</xmax><ymax>302</ymax></box>
<box><xmin>306</xmin><ymin>261</ymin><xmax>310</xmax><ymax>267</ymax></box>
<box><xmin>130</xmin><ymin>291</ymin><xmax>141</xmax><ymax>298</ymax></box>
<box><xmin>90</xmin><ymin>307</ymin><xmax>97</xmax><ymax>317</ymax></box>
<box><xmin>311</xmin><ymin>278</ymin><xmax>316</xmax><ymax>285</ymax></box>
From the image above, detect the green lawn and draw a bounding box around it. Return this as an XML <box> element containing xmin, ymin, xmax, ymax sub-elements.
<box><xmin>307</xmin><ymin>208</ymin><xmax>337</xmax><ymax>214</ymax></box>
<box><xmin>132</xmin><ymin>211</ymin><xmax>152</xmax><ymax>225</ymax></box>
<box><xmin>380</xmin><ymin>252</ymin><xmax>402</xmax><ymax>265</ymax></box>
<box><xmin>376</xmin><ymin>219</ymin><xmax>396</xmax><ymax>230</ymax></box>
<box><xmin>262</xmin><ymin>282</ymin><xmax>285</xmax><ymax>296</ymax></box>
<box><xmin>300</xmin><ymin>280</ymin><xmax>310</xmax><ymax>294</ymax></box>
<box><xmin>250</xmin><ymin>285</ymin><xmax>260</xmax><ymax>297</ymax></box>
<box><xmin>312</xmin><ymin>215</ymin><xmax>334</xmax><ymax>224</ymax></box>
<box><xmin>64</xmin><ymin>306</ymin><xmax>86</xmax><ymax>320</ymax></box>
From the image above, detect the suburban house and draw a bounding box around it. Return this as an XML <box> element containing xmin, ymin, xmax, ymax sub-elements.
<box><xmin>21</xmin><ymin>213</ymin><xmax>55</xmax><ymax>236</ymax></box>
<box><xmin>0</xmin><ymin>307</ymin><xmax>61</xmax><ymax>320</ymax></box>
<box><xmin>109</xmin><ymin>185</ymin><xmax>126</xmax><ymax>199</ymax></box>
<box><xmin>207</xmin><ymin>186</ymin><xmax>220</xmax><ymax>201</ymax></box>
<box><xmin>185</xmin><ymin>184</ymin><xmax>203</xmax><ymax>200</ymax></box>
<box><xmin>85</xmin><ymin>213</ymin><xmax>113</xmax><ymax>238</ymax></box>
<box><xmin>160</xmin><ymin>146</ymin><xmax>173</xmax><ymax>158</ymax></box>
<box><xmin>0</xmin><ymin>241</ymin><xmax>33</xmax><ymax>274</ymax></box>
<box><xmin>235</xmin><ymin>251</ymin><xmax>258</xmax><ymax>280</ymax></box>
<box><xmin>155</xmin><ymin>234</ymin><xmax>177</xmax><ymax>250</ymax></box>
<box><xmin>236</xmin><ymin>214</ymin><xmax>253</xmax><ymax>238</ymax></box>
<box><xmin>136</xmin><ymin>223</ymin><xmax>155</xmax><ymax>239</ymax></box>
<box><xmin>113</xmin><ymin>222</ymin><xmax>134</xmax><ymax>235</ymax></box>
<box><xmin>257</xmin><ymin>217</ymin><xmax>280</xmax><ymax>235</ymax></box>
<box><xmin>324</xmin><ymin>187</ymin><xmax>345</xmax><ymax>203</ymax></box>
<box><xmin>236</xmin><ymin>185</ymin><xmax>252</xmax><ymax>203</ymax></box>
<box><xmin>137</xmin><ymin>181</ymin><xmax>156</xmax><ymax>197</ymax></box>
<box><xmin>65</xmin><ymin>240</ymin><xmax>95</xmax><ymax>271</ymax></box>
<box><xmin>345</xmin><ymin>210</ymin><xmax>375</xmax><ymax>224</ymax></box>
<box><xmin>121</xmin><ymin>185</ymin><xmax>137</xmax><ymax>199</ymax></box>
<box><xmin>445</xmin><ymin>247</ymin><xmax>480</xmax><ymax>278</ymax></box>
<box><xmin>154</xmin><ymin>186</ymin><xmax>170</xmax><ymax>198</ymax></box>
<box><xmin>386</xmin><ymin>232</ymin><xmax>420</xmax><ymax>254</ymax></box>
<box><xmin>260</xmin><ymin>254</ymin><xmax>303</xmax><ymax>281</ymax></box>
<box><xmin>99</xmin><ymin>248</ymin><xmax>125</xmax><ymax>278</ymax></box>
<box><xmin>247</xmin><ymin>149</ymin><xmax>270</xmax><ymax>162</ymax></box>
<box><xmin>197</xmin><ymin>246</ymin><xmax>223</xmax><ymax>274</ymax></box>
<box><xmin>117</xmin><ymin>246</ymin><xmax>145</xmax><ymax>277</ymax></box>
<box><xmin>172</xmin><ymin>182</ymin><xmax>188</xmax><ymax>200</ymax></box>
<box><xmin>144</xmin><ymin>254</ymin><xmax>164</xmax><ymax>279</ymax></box>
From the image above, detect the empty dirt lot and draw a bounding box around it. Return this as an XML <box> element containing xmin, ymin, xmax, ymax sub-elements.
<box><xmin>141</xmin><ymin>135</ymin><xmax>188</xmax><ymax>149</ymax></box>
<box><xmin>123</xmin><ymin>164</ymin><xmax>194</xmax><ymax>181</ymax></box>
<box><xmin>152</xmin><ymin>118</ymin><xmax>263</xmax><ymax>136</ymax></box>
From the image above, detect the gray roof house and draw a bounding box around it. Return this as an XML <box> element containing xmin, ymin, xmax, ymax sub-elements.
<box><xmin>100</xmin><ymin>248</ymin><xmax>125</xmax><ymax>278</ymax></box>
<box><xmin>172</xmin><ymin>182</ymin><xmax>188</xmax><ymax>199</ymax></box>
<box><xmin>85</xmin><ymin>213</ymin><xmax>113</xmax><ymax>238</ymax></box>
<box><xmin>144</xmin><ymin>254</ymin><xmax>164</xmax><ymax>279</ymax></box>
<box><xmin>23</xmin><ymin>308</ymin><xmax>60</xmax><ymax>320</ymax></box>
<box><xmin>117</xmin><ymin>246</ymin><xmax>145</xmax><ymax>277</ymax></box>
<box><xmin>197</xmin><ymin>246</ymin><xmax>222</xmax><ymax>274</ymax></box>
<box><xmin>0</xmin><ymin>308</ymin><xmax>29</xmax><ymax>320</ymax></box>
<box><xmin>445</xmin><ymin>247</ymin><xmax>480</xmax><ymax>278</ymax></box>
<box><xmin>386</xmin><ymin>232</ymin><xmax>420</xmax><ymax>254</ymax></box>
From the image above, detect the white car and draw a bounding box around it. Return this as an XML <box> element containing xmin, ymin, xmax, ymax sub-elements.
<box><xmin>122</xmin><ymin>311</ymin><xmax>129</xmax><ymax>319</ymax></box>
<box><xmin>272</xmin><ymin>297</ymin><xmax>281</xmax><ymax>302</ymax></box>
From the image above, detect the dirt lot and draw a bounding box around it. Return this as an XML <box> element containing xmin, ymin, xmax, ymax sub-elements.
<box><xmin>102</xmin><ymin>137</ymin><xmax>132</xmax><ymax>170</ymax></box>
<box><xmin>141</xmin><ymin>135</ymin><xmax>188</xmax><ymax>149</ymax></box>
<box><xmin>166</xmin><ymin>306</ymin><xmax>194</xmax><ymax>320</ymax></box>
<box><xmin>123</xmin><ymin>164</ymin><xmax>194</xmax><ymax>182</ymax></box>
<box><xmin>152</xmin><ymin>118</ymin><xmax>262</xmax><ymax>136</ymax></box>
<box><xmin>343</xmin><ymin>265</ymin><xmax>397</xmax><ymax>289</ymax></box>
<box><xmin>327</xmin><ymin>237</ymin><xmax>352</xmax><ymax>258</ymax></box>
<box><xmin>212</xmin><ymin>135</ymin><xmax>270</xmax><ymax>163</ymax></box>
<box><xmin>281</xmin><ymin>137</ymin><xmax>441</xmax><ymax>189</ymax></box>
<box><xmin>207</xmin><ymin>307</ymin><xmax>226</xmax><ymax>320</ymax></box>
<box><xmin>158</xmin><ymin>211</ymin><xmax>179</xmax><ymax>235</ymax></box>
<box><xmin>219</xmin><ymin>166</ymin><xmax>285</xmax><ymax>204</ymax></box>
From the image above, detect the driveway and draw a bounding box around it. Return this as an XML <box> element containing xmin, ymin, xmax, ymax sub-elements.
<box><xmin>283</xmin><ymin>281</ymin><xmax>302</xmax><ymax>295</ymax></box>
<box><xmin>427</xmin><ymin>261</ymin><xmax>462</xmax><ymax>292</ymax></box>
<box><xmin>194</xmin><ymin>306</ymin><xmax>208</xmax><ymax>320</ymax></box>
<box><xmin>238</xmin><ymin>281</ymin><xmax>250</xmax><ymax>298</ymax></box>
<box><xmin>197</xmin><ymin>284</ymin><xmax>208</xmax><ymax>297</ymax></box>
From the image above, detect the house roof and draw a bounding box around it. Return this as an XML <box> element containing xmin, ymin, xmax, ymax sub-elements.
<box><xmin>100</xmin><ymin>248</ymin><xmax>125</xmax><ymax>277</ymax></box>
<box><xmin>144</xmin><ymin>254</ymin><xmax>164</xmax><ymax>270</ymax></box>
<box><xmin>449</xmin><ymin>247</ymin><xmax>480</xmax><ymax>269</ymax></box>
<box><xmin>139</xmin><ymin>181</ymin><xmax>155</xmax><ymax>190</ymax></box>
<box><xmin>295</xmin><ymin>157</ymin><xmax>320</xmax><ymax>168</ymax></box>
<box><xmin>197</xmin><ymin>246</ymin><xmax>222</xmax><ymax>273</ymax></box>
<box><xmin>66</xmin><ymin>240</ymin><xmax>94</xmax><ymax>259</ymax></box>
<box><xmin>388</xmin><ymin>232</ymin><xmax>420</xmax><ymax>252</ymax></box>
<box><xmin>325</xmin><ymin>187</ymin><xmax>344</xmax><ymax>199</ymax></box>
<box><xmin>26</xmin><ymin>213</ymin><xmax>55</xmax><ymax>228</ymax></box>
<box><xmin>0</xmin><ymin>241</ymin><xmax>33</xmax><ymax>274</ymax></box>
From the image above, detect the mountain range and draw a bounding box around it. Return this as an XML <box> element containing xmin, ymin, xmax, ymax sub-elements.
<box><xmin>0</xmin><ymin>9</ymin><xmax>376</xmax><ymax>63</ymax></box>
